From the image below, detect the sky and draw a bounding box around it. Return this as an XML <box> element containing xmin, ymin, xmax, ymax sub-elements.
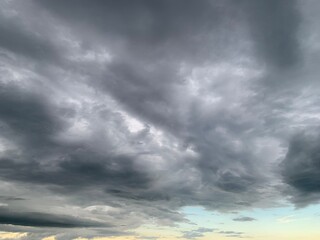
<box><xmin>0</xmin><ymin>0</ymin><xmax>320</xmax><ymax>239</ymax></box>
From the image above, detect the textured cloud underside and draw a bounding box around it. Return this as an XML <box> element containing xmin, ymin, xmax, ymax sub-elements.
<box><xmin>0</xmin><ymin>0</ymin><xmax>320</xmax><ymax>239</ymax></box>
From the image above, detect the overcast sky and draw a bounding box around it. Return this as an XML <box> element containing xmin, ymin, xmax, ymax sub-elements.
<box><xmin>0</xmin><ymin>1</ymin><xmax>320</xmax><ymax>240</ymax></box>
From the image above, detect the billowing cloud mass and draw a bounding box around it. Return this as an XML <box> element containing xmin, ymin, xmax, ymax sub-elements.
<box><xmin>0</xmin><ymin>0</ymin><xmax>320</xmax><ymax>239</ymax></box>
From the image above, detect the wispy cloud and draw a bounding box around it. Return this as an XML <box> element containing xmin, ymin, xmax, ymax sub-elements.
<box><xmin>233</xmin><ymin>216</ymin><xmax>256</xmax><ymax>222</ymax></box>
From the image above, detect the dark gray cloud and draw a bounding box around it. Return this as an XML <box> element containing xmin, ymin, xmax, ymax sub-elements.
<box><xmin>0</xmin><ymin>84</ymin><xmax>63</xmax><ymax>149</ymax></box>
<box><xmin>36</xmin><ymin>0</ymin><xmax>301</xmax><ymax>68</ymax></box>
<box><xmin>239</xmin><ymin>0</ymin><xmax>301</xmax><ymax>69</ymax></box>
<box><xmin>36</xmin><ymin>0</ymin><xmax>224</xmax><ymax>60</ymax></box>
<box><xmin>0</xmin><ymin>154</ymin><xmax>151</xmax><ymax>191</ymax></box>
<box><xmin>0</xmin><ymin>13</ymin><xmax>60</xmax><ymax>63</ymax></box>
<box><xmin>281</xmin><ymin>131</ymin><xmax>320</xmax><ymax>205</ymax></box>
<box><xmin>0</xmin><ymin>208</ymin><xmax>107</xmax><ymax>228</ymax></box>
<box><xmin>0</xmin><ymin>0</ymin><xmax>318</xmax><ymax>239</ymax></box>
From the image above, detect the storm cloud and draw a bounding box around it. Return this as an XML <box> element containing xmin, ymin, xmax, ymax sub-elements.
<box><xmin>0</xmin><ymin>0</ymin><xmax>319</xmax><ymax>239</ymax></box>
<box><xmin>0</xmin><ymin>208</ymin><xmax>107</xmax><ymax>228</ymax></box>
<box><xmin>281</xmin><ymin>131</ymin><xmax>320</xmax><ymax>206</ymax></box>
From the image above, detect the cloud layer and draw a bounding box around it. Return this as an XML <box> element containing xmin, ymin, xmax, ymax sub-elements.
<box><xmin>0</xmin><ymin>0</ymin><xmax>320</xmax><ymax>239</ymax></box>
